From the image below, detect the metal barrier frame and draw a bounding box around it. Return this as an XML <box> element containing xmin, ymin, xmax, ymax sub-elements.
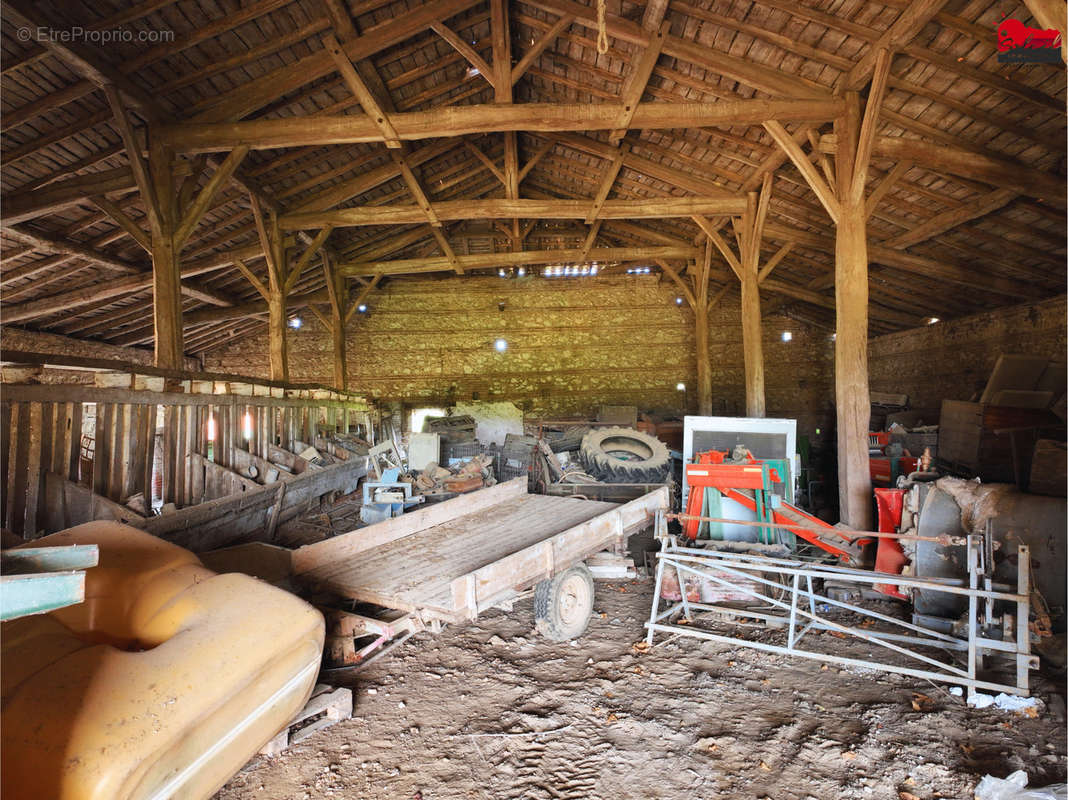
<box><xmin>645</xmin><ymin>514</ymin><xmax>1035</xmax><ymax>697</ymax></box>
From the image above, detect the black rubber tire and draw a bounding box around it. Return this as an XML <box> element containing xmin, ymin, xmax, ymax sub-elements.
<box><xmin>579</xmin><ymin>426</ymin><xmax>670</xmax><ymax>483</ymax></box>
<box><xmin>549</xmin><ymin>426</ymin><xmax>589</xmax><ymax>453</ymax></box>
<box><xmin>534</xmin><ymin>564</ymin><xmax>595</xmax><ymax>641</ymax></box>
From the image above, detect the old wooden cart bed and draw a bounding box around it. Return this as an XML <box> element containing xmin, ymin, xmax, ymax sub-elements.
<box><xmin>290</xmin><ymin>478</ymin><xmax>668</xmax><ymax>661</ymax></box>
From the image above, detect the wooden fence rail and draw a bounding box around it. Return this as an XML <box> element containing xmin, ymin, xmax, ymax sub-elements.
<box><xmin>2</xmin><ymin>373</ymin><xmax>376</xmax><ymax>540</ymax></box>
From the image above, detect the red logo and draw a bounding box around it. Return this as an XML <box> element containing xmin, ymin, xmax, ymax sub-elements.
<box><xmin>997</xmin><ymin>17</ymin><xmax>1063</xmax><ymax>63</ymax></box>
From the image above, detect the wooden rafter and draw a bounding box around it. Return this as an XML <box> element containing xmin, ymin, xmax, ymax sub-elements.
<box><xmin>325</xmin><ymin>32</ymin><xmax>402</xmax><ymax>148</ymax></box>
<box><xmin>512</xmin><ymin>14</ymin><xmax>574</xmax><ymax>85</ymax></box>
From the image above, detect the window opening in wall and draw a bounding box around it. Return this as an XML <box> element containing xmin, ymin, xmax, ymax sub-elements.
<box><xmin>78</xmin><ymin>403</ymin><xmax>95</xmax><ymax>485</ymax></box>
<box><xmin>206</xmin><ymin>410</ymin><xmax>217</xmax><ymax>464</ymax></box>
<box><xmin>410</xmin><ymin>407</ymin><xmax>447</xmax><ymax>434</ymax></box>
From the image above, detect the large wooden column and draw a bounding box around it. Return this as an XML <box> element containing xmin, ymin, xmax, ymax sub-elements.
<box><xmin>694</xmin><ymin>287</ymin><xmax>712</xmax><ymax>415</ymax></box>
<box><xmin>147</xmin><ymin>139</ymin><xmax>184</xmax><ymax>369</ymax></box>
<box><xmin>321</xmin><ymin>252</ymin><xmax>347</xmax><ymax>391</ymax></box>
<box><xmin>103</xmin><ymin>85</ymin><xmax>183</xmax><ymax>368</ymax></box>
<box><xmin>833</xmin><ymin>92</ymin><xmax>873</xmax><ymax>530</ymax></box>
<box><xmin>734</xmin><ymin>183</ymin><xmax>771</xmax><ymax>418</ymax></box>
<box><xmin>252</xmin><ymin>196</ymin><xmax>289</xmax><ymax>382</ymax></box>
<box><xmin>763</xmin><ymin>51</ymin><xmax>889</xmax><ymax>530</ymax></box>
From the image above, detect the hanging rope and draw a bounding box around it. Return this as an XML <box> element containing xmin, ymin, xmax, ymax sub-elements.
<box><xmin>596</xmin><ymin>0</ymin><xmax>609</xmax><ymax>54</ymax></box>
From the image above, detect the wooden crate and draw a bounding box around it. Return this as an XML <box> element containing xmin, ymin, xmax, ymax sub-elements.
<box><xmin>938</xmin><ymin>400</ymin><xmax>1059</xmax><ymax>483</ymax></box>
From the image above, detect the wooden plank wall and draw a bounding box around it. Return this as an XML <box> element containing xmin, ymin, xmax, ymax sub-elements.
<box><xmin>1</xmin><ymin>374</ymin><xmax>374</xmax><ymax>539</ymax></box>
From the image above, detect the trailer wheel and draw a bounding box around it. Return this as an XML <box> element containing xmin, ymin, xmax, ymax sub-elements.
<box><xmin>534</xmin><ymin>564</ymin><xmax>595</xmax><ymax>641</ymax></box>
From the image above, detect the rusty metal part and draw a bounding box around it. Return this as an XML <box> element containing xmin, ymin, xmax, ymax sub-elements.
<box><xmin>667</xmin><ymin>513</ymin><xmax>969</xmax><ymax>547</ymax></box>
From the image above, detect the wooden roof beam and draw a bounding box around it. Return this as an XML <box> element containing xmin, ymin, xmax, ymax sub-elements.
<box><xmin>282</xmin><ymin>197</ymin><xmax>747</xmax><ymax>229</ymax></box>
<box><xmin>880</xmin><ymin>189</ymin><xmax>1019</xmax><ymax>251</ymax></box>
<box><xmin>339</xmin><ymin>245</ymin><xmax>700</xmax><ymax>276</ymax></box>
<box><xmin>817</xmin><ymin>135</ymin><xmax>1065</xmax><ymax>203</ymax></box>
<box><xmin>840</xmin><ymin>0</ymin><xmax>949</xmax><ymax>91</ymax></box>
<box><xmin>325</xmin><ymin>31</ymin><xmax>403</xmax><ymax>148</ymax></box>
<box><xmin>430</xmin><ymin>21</ymin><xmax>498</xmax><ymax>92</ymax></box>
<box><xmin>608</xmin><ymin>22</ymin><xmax>669</xmax><ymax>143</ymax></box>
<box><xmin>158</xmin><ymin>99</ymin><xmax>847</xmax><ymax>152</ymax></box>
<box><xmin>528</xmin><ymin>0</ymin><xmax>832</xmax><ymax>98</ymax></box>
<box><xmin>173</xmin><ymin>147</ymin><xmax>250</xmax><ymax>249</ymax></box>
<box><xmin>763</xmin><ymin>120</ymin><xmax>841</xmax><ymax>224</ymax></box>
<box><xmin>512</xmin><ymin>14</ymin><xmax>574</xmax><ymax>85</ymax></box>
<box><xmin>190</xmin><ymin>0</ymin><xmax>482</xmax><ymax>123</ymax></box>
<box><xmin>3</xmin><ymin>168</ymin><xmax>137</xmax><ymax>225</ymax></box>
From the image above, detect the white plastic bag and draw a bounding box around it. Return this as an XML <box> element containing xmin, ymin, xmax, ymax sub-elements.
<box><xmin>975</xmin><ymin>771</ymin><xmax>1068</xmax><ymax>800</ymax></box>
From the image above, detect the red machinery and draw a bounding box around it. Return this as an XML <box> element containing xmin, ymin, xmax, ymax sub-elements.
<box><xmin>683</xmin><ymin>449</ymin><xmax>868</xmax><ymax>565</ymax></box>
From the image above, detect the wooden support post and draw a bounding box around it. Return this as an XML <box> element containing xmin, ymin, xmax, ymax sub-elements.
<box><xmin>267</xmin><ymin>291</ymin><xmax>289</xmax><ymax>382</ymax></box>
<box><xmin>694</xmin><ymin>248</ymin><xmax>713</xmax><ymax>416</ymax></box>
<box><xmin>252</xmin><ymin>195</ymin><xmax>290</xmax><ymax>382</ymax></box>
<box><xmin>834</xmin><ymin>92</ymin><xmax>873</xmax><ymax>530</ymax></box>
<box><xmin>147</xmin><ymin>137</ymin><xmax>184</xmax><ymax>369</ymax></box>
<box><xmin>322</xmin><ymin>252</ymin><xmax>348</xmax><ymax>391</ymax></box>
<box><xmin>694</xmin><ymin>297</ymin><xmax>712</xmax><ymax>416</ymax></box>
<box><xmin>739</xmin><ymin>194</ymin><xmax>766</xmax><ymax>418</ymax></box>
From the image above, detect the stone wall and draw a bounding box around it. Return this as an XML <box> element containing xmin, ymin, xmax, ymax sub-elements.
<box><xmin>869</xmin><ymin>295</ymin><xmax>1067</xmax><ymax>414</ymax></box>
<box><xmin>203</xmin><ymin>274</ymin><xmax>836</xmax><ymax>436</ymax></box>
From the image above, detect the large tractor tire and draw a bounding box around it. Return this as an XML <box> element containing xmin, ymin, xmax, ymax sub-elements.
<box><xmin>579</xmin><ymin>426</ymin><xmax>670</xmax><ymax>484</ymax></box>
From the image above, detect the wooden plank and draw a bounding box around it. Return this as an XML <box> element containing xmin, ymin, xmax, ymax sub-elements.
<box><xmin>1</xmin><ymin>403</ymin><xmax>13</xmax><ymax>518</ymax></box>
<box><xmin>93</xmin><ymin>404</ymin><xmax>110</xmax><ymax>499</ymax></box>
<box><xmin>4</xmin><ymin>404</ymin><xmax>19</xmax><ymax>532</ymax></box>
<box><xmin>449</xmin><ymin>487</ymin><xmax>668</xmax><ymax>616</ymax></box>
<box><xmin>23</xmin><ymin>403</ymin><xmax>43</xmax><ymax>538</ymax></box>
<box><xmin>738</xmin><ymin>191</ymin><xmax>766</xmax><ymax>419</ymax></box>
<box><xmin>39</xmin><ymin>403</ymin><xmax>55</xmax><ymax>491</ymax></box>
<box><xmin>116</xmin><ymin>404</ymin><xmax>134</xmax><ymax>503</ymax></box>
<box><xmin>145</xmin><ymin>457</ymin><xmax>366</xmax><ymax>551</ymax></box>
<box><xmin>173</xmin><ymin>146</ymin><xmax>250</xmax><ymax>247</ymax></box>
<box><xmin>69</xmin><ymin>402</ymin><xmax>82</xmax><ymax>482</ymax></box>
<box><xmin>0</xmin><ymin>383</ymin><xmax>371</xmax><ymax>412</ymax></box>
<box><xmin>43</xmin><ymin>473</ymin><xmax>147</xmax><ymax>533</ymax></box>
<box><xmin>313</xmin><ymin>495</ymin><xmax>619</xmax><ymax>611</ymax></box>
<box><xmin>292</xmin><ymin>477</ymin><xmax>530</xmax><ymax>573</ymax></box>
<box><xmin>162</xmin><ymin>406</ymin><xmax>177</xmax><ymax>503</ymax></box>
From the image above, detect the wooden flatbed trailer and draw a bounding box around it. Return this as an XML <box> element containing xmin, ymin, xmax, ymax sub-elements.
<box><xmin>291</xmin><ymin>477</ymin><xmax>669</xmax><ymax>666</ymax></box>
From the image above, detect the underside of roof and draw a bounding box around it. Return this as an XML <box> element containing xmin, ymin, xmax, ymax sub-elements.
<box><xmin>1</xmin><ymin>0</ymin><xmax>1065</xmax><ymax>355</ymax></box>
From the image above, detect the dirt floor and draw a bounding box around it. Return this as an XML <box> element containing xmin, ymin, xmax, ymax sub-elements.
<box><xmin>217</xmin><ymin>578</ymin><xmax>1067</xmax><ymax>800</ymax></box>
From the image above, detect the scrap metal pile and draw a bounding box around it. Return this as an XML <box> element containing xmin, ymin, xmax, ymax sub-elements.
<box><xmin>534</xmin><ymin>425</ymin><xmax>672</xmax><ymax>489</ymax></box>
<box><xmin>646</xmin><ymin>419</ymin><xmax>1065</xmax><ymax>700</ymax></box>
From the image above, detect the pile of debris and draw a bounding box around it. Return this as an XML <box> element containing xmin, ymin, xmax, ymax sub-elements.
<box><xmin>535</xmin><ymin>425</ymin><xmax>672</xmax><ymax>488</ymax></box>
<box><xmin>413</xmin><ymin>454</ymin><xmax>496</xmax><ymax>496</ymax></box>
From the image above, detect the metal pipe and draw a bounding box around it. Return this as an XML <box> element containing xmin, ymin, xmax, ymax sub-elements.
<box><xmin>667</xmin><ymin>512</ymin><xmax>966</xmax><ymax>545</ymax></box>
